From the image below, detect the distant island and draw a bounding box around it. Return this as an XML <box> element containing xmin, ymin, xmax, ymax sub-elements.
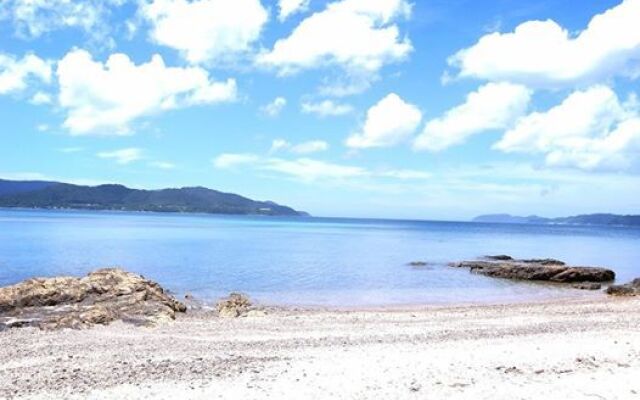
<box><xmin>473</xmin><ymin>213</ymin><xmax>640</xmax><ymax>227</ymax></box>
<box><xmin>0</xmin><ymin>179</ymin><xmax>307</xmax><ymax>216</ymax></box>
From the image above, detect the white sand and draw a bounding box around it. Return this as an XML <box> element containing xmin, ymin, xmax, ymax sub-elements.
<box><xmin>1</xmin><ymin>297</ymin><xmax>639</xmax><ymax>400</ymax></box>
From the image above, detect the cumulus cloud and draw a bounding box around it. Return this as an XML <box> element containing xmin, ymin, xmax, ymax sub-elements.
<box><xmin>270</xmin><ymin>139</ymin><xmax>329</xmax><ymax>154</ymax></box>
<box><xmin>301</xmin><ymin>100</ymin><xmax>353</xmax><ymax>117</ymax></box>
<box><xmin>97</xmin><ymin>148</ymin><xmax>143</xmax><ymax>164</ymax></box>
<box><xmin>414</xmin><ymin>82</ymin><xmax>532</xmax><ymax>151</ymax></box>
<box><xmin>149</xmin><ymin>161</ymin><xmax>176</xmax><ymax>169</ymax></box>
<box><xmin>0</xmin><ymin>52</ymin><xmax>51</xmax><ymax>95</ymax></box>
<box><xmin>317</xmin><ymin>75</ymin><xmax>373</xmax><ymax>97</ymax></box>
<box><xmin>449</xmin><ymin>0</ymin><xmax>640</xmax><ymax>87</ymax></box>
<box><xmin>347</xmin><ymin>93</ymin><xmax>421</xmax><ymax>148</ymax></box>
<box><xmin>278</xmin><ymin>0</ymin><xmax>310</xmax><ymax>21</ymax></box>
<box><xmin>59</xmin><ymin>147</ymin><xmax>83</xmax><ymax>153</ymax></box>
<box><xmin>141</xmin><ymin>0</ymin><xmax>268</xmax><ymax>64</ymax></box>
<box><xmin>258</xmin><ymin>0</ymin><xmax>412</xmax><ymax>76</ymax></box>
<box><xmin>377</xmin><ymin>169</ymin><xmax>431</xmax><ymax>180</ymax></box>
<box><xmin>495</xmin><ymin>85</ymin><xmax>640</xmax><ymax>171</ymax></box>
<box><xmin>291</xmin><ymin>140</ymin><xmax>329</xmax><ymax>154</ymax></box>
<box><xmin>263</xmin><ymin>157</ymin><xmax>366</xmax><ymax>182</ymax></box>
<box><xmin>260</xmin><ymin>96</ymin><xmax>287</xmax><ymax>117</ymax></box>
<box><xmin>57</xmin><ymin>49</ymin><xmax>237</xmax><ymax>135</ymax></box>
<box><xmin>213</xmin><ymin>152</ymin><xmax>430</xmax><ymax>183</ymax></box>
<box><xmin>214</xmin><ymin>154</ymin><xmax>368</xmax><ymax>182</ymax></box>
<box><xmin>1</xmin><ymin>0</ymin><xmax>124</xmax><ymax>41</ymax></box>
<box><xmin>30</xmin><ymin>91</ymin><xmax>52</xmax><ymax>104</ymax></box>
<box><xmin>213</xmin><ymin>153</ymin><xmax>260</xmax><ymax>169</ymax></box>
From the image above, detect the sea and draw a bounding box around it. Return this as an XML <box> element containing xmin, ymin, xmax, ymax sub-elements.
<box><xmin>1</xmin><ymin>209</ymin><xmax>639</xmax><ymax>307</ymax></box>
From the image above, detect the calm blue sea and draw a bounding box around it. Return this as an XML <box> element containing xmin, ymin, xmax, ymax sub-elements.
<box><xmin>1</xmin><ymin>209</ymin><xmax>639</xmax><ymax>307</ymax></box>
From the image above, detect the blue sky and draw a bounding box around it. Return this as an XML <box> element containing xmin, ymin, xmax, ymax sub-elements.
<box><xmin>1</xmin><ymin>0</ymin><xmax>639</xmax><ymax>220</ymax></box>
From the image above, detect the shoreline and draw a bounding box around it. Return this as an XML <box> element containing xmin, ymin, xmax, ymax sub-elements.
<box><xmin>2</xmin><ymin>296</ymin><xmax>639</xmax><ymax>399</ymax></box>
<box><xmin>184</xmin><ymin>279</ymin><xmax>611</xmax><ymax>312</ymax></box>
<box><xmin>235</xmin><ymin>290</ymin><xmax>609</xmax><ymax>313</ymax></box>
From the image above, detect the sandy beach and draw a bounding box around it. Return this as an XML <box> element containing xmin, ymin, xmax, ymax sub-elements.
<box><xmin>1</xmin><ymin>296</ymin><xmax>639</xmax><ymax>400</ymax></box>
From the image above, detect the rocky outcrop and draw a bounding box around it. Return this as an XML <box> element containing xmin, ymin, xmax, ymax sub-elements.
<box><xmin>484</xmin><ymin>255</ymin><xmax>514</xmax><ymax>261</ymax></box>
<box><xmin>452</xmin><ymin>258</ymin><xmax>614</xmax><ymax>285</ymax></box>
<box><xmin>408</xmin><ymin>261</ymin><xmax>429</xmax><ymax>267</ymax></box>
<box><xmin>519</xmin><ymin>258</ymin><xmax>566</xmax><ymax>266</ymax></box>
<box><xmin>216</xmin><ymin>293</ymin><xmax>252</xmax><ymax>318</ymax></box>
<box><xmin>572</xmin><ymin>282</ymin><xmax>602</xmax><ymax>290</ymax></box>
<box><xmin>407</xmin><ymin>261</ymin><xmax>435</xmax><ymax>270</ymax></box>
<box><xmin>484</xmin><ymin>255</ymin><xmax>565</xmax><ymax>265</ymax></box>
<box><xmin>215</xmin><ymin>293</ymin><xmax>267</xmax><ymax>318</ymax></box>
<box><xmin>606</xmin><ymin>279</ymin><xmax>640</xmax><ymax>296</ymax></box>
<box><xmin>0</xmin><ymin>268</ymin><xmax>186</xmax><ymax>330</ymax></box>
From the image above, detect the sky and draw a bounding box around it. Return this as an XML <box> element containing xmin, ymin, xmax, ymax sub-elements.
<box><xmin>1</xmin><ymin>0</ymin><xmax>640</xmax><ymax>220</ymax></box>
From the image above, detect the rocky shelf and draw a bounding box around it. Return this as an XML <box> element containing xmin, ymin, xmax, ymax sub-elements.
<box><xmin>0</xmin><ymin>268</ymin><xmax>186</xmax><ymax>330</ymax></box>
<box><xmin>451</xmin><ymin>255</ymin><xmax>615</xmax><ymax>289</ymax></box>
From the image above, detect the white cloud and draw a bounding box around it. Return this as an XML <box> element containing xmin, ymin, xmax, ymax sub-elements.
<box><xmin>301</xmin><ymin>100</ymin><xmax>353</xmax><ymax>117</ymax></box>
<box><xmin>347</xmin><ymin>93</ymin><xmax>421</xmax><ymax>148</ymax></box>
<box><xmin>261</xmin><ymin>96</ymin><xmax>287</xmax><ymax>117</ymax></box>
<box><xmin>1</xmin><ymin>0</ymin><xmax>124</xmax><ymax>40</ymax></box>
<box><xmin>213</xmin><ymin>152</ymin><xmax>431</xmax><ymax>183</ymax></box>
<box><xmin>0</xmin><ymin>52</ymin><xmax>51</xmax><ymax>95</ymax></box>
<box><xmin>258</xmin><ymin>0</ymin><xmax>412</xmax><ymax>75</ymax></box>
<box><xmin>141</xmin><ymin>0</ymin><xmax>269</xmax><ymax>64</ymax></box>
<box><xmin>263</xmin><ymin>157</ymin><xmax>367</xmax><ymax>182</ymax></box>
<box><xmin>449</xmin><ymin>0</ymin><xmax>640</xmax><ymax>87</ymax></box>
<box><xmin>414</xmin><ymin>82</ymin><xmax>532</xmax><ymax>151</ymax></box>
<box><xmin>97</xmin><ymin>148</ymin><xmax>143</xmax><ymax>164</ymax></box>
<box><xmin>213</xmin><ymin>153</ymin><xmax>260</xmax><ymax>169</ymax></box>
<box><xmin>57</xmin><ymin>49</ymin><xmax>237</xmax><ymax>135</ymax></box>
<box><xmin>292</xmin><ymin>140</ymin><xmax>329</xmax><ymax>154</ymax></box>
<box><xmin>270</xmin><ymin>139</ymin><xmax>329</xmax><ymax>154</ymax></box>
<box><xmin>317</xmin><ymin>75</ymin><xmax>373</xmax><ymax>97</ymax></box>
<box><xmin>269</xmin><ymin>139</ymin><xmax>291</xmax><ymax>153</ymax></box>
<box><xmin>278</xmin><ymin>0</ymin><xmax>310</xmax><ymax>21</ymax></box>
<box><xmin>59</xmin><ymin>147</ymin><xmax>83</xmax><ymax>153</ymax></box>
<box><xmin>149</xmin><ymin>161</ymin><xmax>176</xmax><ymax>169</ymax></box>
<box><xmin>378</xmin><ymin>169</ymin><xmax>431</xmax><ymax>180</ymax></box>
<box><xmin>495</xmin><ymin>85</ymin><xmax>640</xmax><ymax>171</ymax></box>
<box><xmin>30</xmin><ymin>91</ymin><xmax>52</xmax><ymax>104</ymax></box>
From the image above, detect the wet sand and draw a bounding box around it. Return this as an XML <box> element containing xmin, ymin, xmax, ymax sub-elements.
<box><xmin>1</xmin><ymin>296</ymin><xmax>639</xmax><ymax>399</ymax></box>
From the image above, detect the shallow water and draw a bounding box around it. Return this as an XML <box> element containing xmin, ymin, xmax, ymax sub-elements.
<box><xmin>0</xmin><ymin>209</ymin><xmax>638</xmax><ymax>307</ymax></box>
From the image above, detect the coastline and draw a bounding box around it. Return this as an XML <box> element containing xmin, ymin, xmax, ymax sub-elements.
<box><xmin>245</xmin><ymin>289</ymin><xmax>609</xmax><ymax>313</ymax></box>
<box><xmin>2</xmin><ymin>296</ymin><xmax>639</xmax><ymax>399</ymax></box>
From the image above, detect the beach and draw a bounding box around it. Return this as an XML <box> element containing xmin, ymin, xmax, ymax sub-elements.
<box><xmin>1</xmin><ymin>296</ymin><xmax>639</xmax><ymax>400</ymax></box>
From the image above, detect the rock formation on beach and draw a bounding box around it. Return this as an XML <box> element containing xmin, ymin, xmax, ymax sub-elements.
<box><xmin>606</xmin><ymin>279</ymin><xmax>640</xmax><ymax>296</ymax></box>
<box><xmin>216</xmin><ymin>292</ymin><xmax>265</xmax><ymax>318</ymax></box>
<box><xmin>572</xmin><ymin>282</ymin><xmax>602</xmax><ymax>291</ymax></box>
<box><xmin>0</xmin><ymin>268</ymin><xmax>186</xmax><ymax>330</ymax></box>
<box><xmin>407</xmin><ymin>261</ymin><xmax>435</xmax><ymax>270</ymax></box>
<box><xmin>452</xmin><ymin>256</ymin><xmax>615</xmax><ymax>285</ymax></box>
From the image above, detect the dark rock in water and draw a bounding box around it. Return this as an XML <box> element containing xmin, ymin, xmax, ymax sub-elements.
<box><xmin>0</xmin><ymin>268</ymin><xmax>186</xmax><ymax>330</ymax></box>
<box><xmin>408</xmin><ymin>261</ymin><xmax>429</xmax><ymax>267</ymax></box>
<box><xmin>606</xmin><ymin>279</ymin><xmax>640</xmax><ymax>296</ymax></box>
<box><xmin>484</xmin><ymin>255</ymin><xmax>514</xmax><ymax>261</ymax></box>
<box><xmin>452</xmin><ymin>259</ymin><xmax>615</xmax><ymax>284</ymax></box>
<box><xmin>216</xmin><ymin>293</ymin><xmax>252</xmax><ymax>318</ymax></box>
<box><xmin>484</xmin><ymin>255</ymin><xmax>564</xmax><ymax>265</ymax></box>
<box><xmin>572</xmin><ymin>282</ymin><xmax>602</xmax><ymax>290</ymax></box>
<box><xmin>407</xmin><ymin>261</ymin><xmax>436</xmax><ymax>270</ymax></box>
<box><xmin>520</xmin><ymin>258</ymin><xmax>566</xmax><ymax>266</ymax></box>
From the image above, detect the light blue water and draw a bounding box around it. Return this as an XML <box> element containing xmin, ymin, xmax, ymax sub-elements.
<box><xmin>0</xmin><ymin>209</ymin><xmax>639</xmax><ymax>307</ymax></box>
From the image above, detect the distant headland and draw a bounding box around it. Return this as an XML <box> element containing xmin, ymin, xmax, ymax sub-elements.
<box><xmin>473</xmin><ymin>213</ymin><xmax>640</xmax><ymax>227</ymax></box>
<box><xmin>0</xmin><ymin>179</ymin><xmax>307</xmax><ymax>216</ymax></box>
